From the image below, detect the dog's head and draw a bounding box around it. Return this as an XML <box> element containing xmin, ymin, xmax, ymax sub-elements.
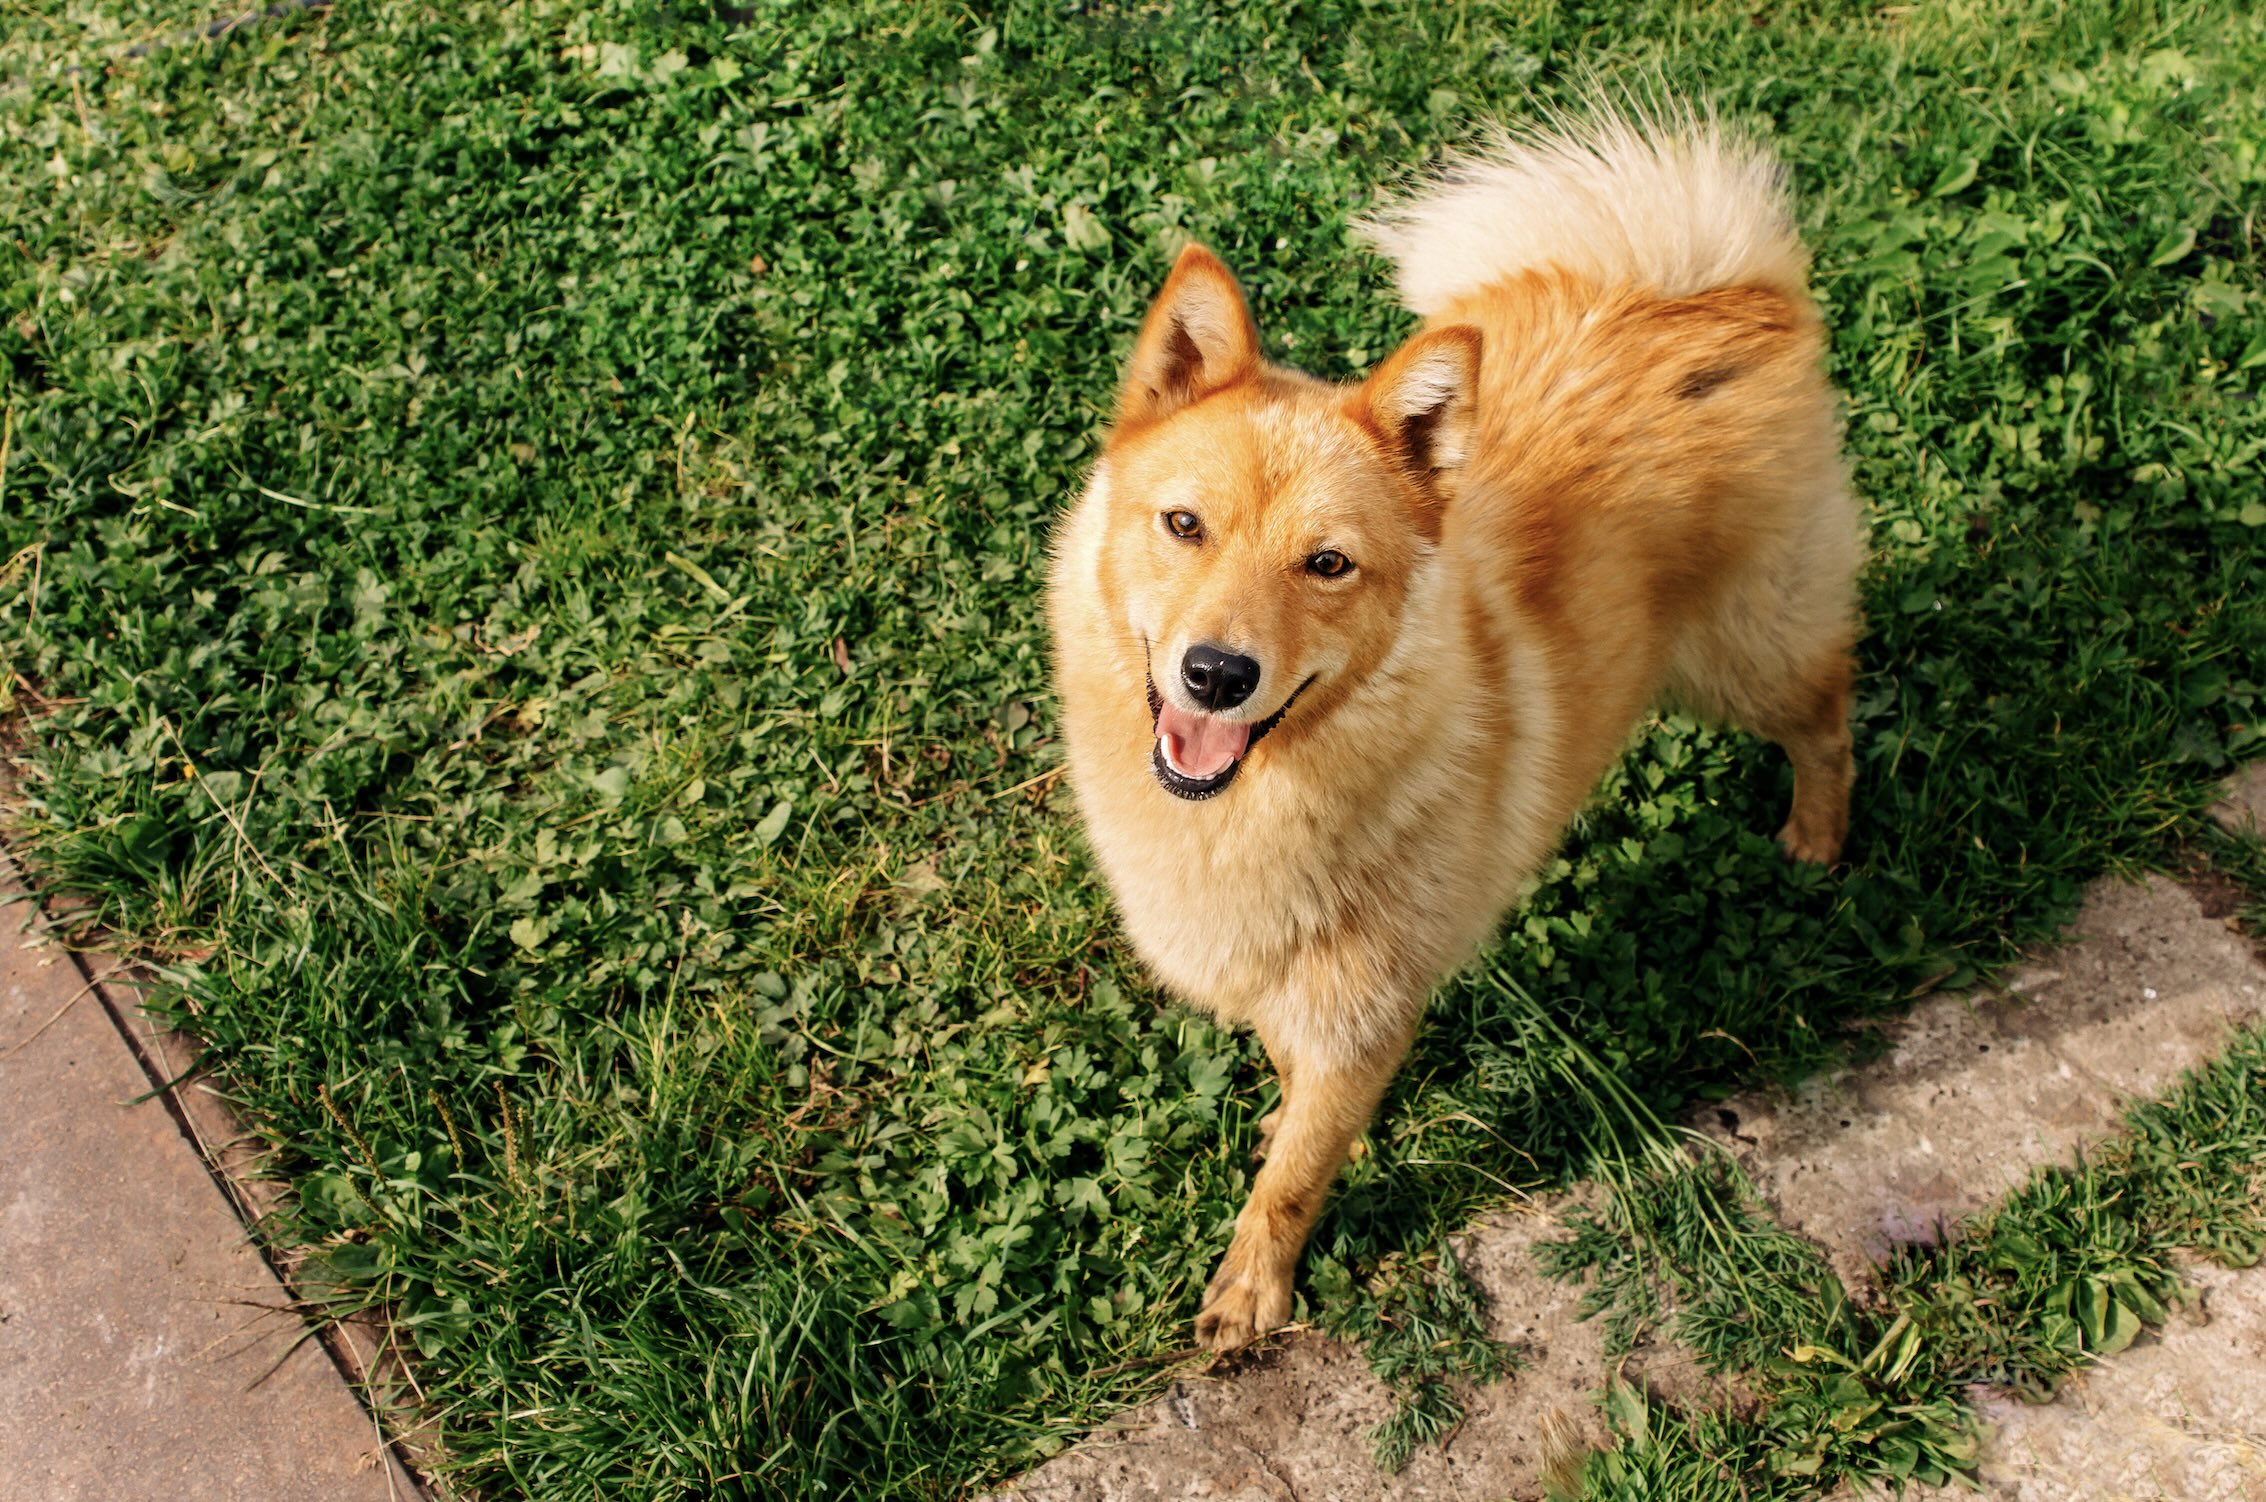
<box><xmin>1092</xmin><ymin>243</ymin><xmax>1481</xmax><ymax>800</ymax></box>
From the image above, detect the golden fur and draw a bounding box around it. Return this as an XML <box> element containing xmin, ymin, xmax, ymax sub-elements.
<box><xmin>1047</xmin><ymin>104</ymin><xmax>1864</xmax><ymax>1350</ymax></box>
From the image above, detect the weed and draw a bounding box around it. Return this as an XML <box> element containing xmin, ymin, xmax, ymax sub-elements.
<box><xmin>1315</xmin><ymin>1238</ymin><xmax>1520</xmax><ymax>1471</ymax></box>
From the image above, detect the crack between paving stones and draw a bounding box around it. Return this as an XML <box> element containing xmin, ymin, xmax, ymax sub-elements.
<box><xmin>1236</xmin><ymin>1440</ymin><xmax>1305</xmax><ymax>1502</ymax></box>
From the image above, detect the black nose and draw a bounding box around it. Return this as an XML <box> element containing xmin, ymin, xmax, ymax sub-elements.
<box><xmin>1180</xmin><ymin>643</ymin><xmax>1260</xmax><ymax>711</ymax></box>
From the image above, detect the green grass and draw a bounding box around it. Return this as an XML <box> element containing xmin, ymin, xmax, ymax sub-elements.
<box><xmin>1316</xmin><ymin>1235</ymin><xmax>1521</xmax><ymax>1472</ymax></box>
<box><xmin>1538</xmin><ymin>997</ymin><xmax>2266</xmax><ymax>1500</ymax></box>
<box><xmin>3</xmin><ymin>1</ymin><xmax>2264</xmax><ymax>1497</ymax></box>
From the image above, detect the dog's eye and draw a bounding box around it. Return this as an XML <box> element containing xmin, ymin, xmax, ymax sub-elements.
<box><xmin>1307</xmin><ymin>550</ymin><xmax>1353</xmax><ymax>578</ymax></box>
<box><xmin>1163</xmin><ymin>510</ymin><xmax>1203</xmax><ymax>541</ymax></box>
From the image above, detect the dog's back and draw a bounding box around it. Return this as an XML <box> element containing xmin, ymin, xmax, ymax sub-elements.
<box><xmin>1363</xmin><ymin>104</ymin><xmax>1865</xmax><ymax>855</ymax></box>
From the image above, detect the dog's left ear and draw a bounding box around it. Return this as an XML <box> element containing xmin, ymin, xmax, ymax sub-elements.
<box><xmin>1346</xmin><ymin>325</ymin><xmax>1482</xmax><ymax>530</ymax></box>
<box><xmin>1118</xmin><ymin>243</ymin><xmax>1261</xmax><ymax>427</ymax></box>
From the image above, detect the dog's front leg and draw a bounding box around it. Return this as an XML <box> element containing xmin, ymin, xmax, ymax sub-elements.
<box><xmin>1194</xmin><ymin>1019</ymin><xmax>1413</xmax><ymax>1352</ymax></box>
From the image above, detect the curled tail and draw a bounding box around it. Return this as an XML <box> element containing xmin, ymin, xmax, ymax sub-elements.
<box><xmin>1355</xmin><ymin>98</ymin><xmax>1810</xmax><ymax>316</ymax></box>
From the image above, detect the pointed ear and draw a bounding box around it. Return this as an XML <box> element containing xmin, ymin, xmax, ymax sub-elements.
<box><xmin>1117</xmin><ymin>243</ymin><xmax>1260</xmax><ymax>426</ymax></box>
<box><xmin>1345</xmin><ymin>325</ymin><xmax>1482</xmax><ymax>519</ymax></box>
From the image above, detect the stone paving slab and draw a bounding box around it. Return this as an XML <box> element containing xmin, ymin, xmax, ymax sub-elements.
<box><xmin>1705</xmin><ymin>875</ymin><xmax>2264</xmax><ymax>1292</ymax></box>
<box><xmin>0</xmin><ymin>856</ymin><xmax>418</xmax><ymax>1502</ymax></box>
<box><xmin>2211</xmin><ymin>761</ymin><xmax>2266</xmax><ymax>838</ymax></box>
<box><xmin>1901</xmin><ymin>1260</ymin><xmax>2266</xmax><ymax>1502</ymax></box>
<box><xmin>1001</xmin><ymin>872</ymin><xmax>2266</xmax><ymax>1502</ymax></box>
<box><xmin>80</xmin><ymin>944</ymin><xmax>441</xmax><ymax>1475</ymax></box>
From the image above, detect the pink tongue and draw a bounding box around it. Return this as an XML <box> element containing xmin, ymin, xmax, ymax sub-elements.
<box><xmin>1156</xmin><ymin>701</ymin><xmax>1252</xmax><ymax>780</ymax></box>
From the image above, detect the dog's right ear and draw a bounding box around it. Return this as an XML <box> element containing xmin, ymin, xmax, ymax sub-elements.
<box><xmin>1117</xmin><ymin>244</ymin><xmax>1260</xmax><ymax>427</ymax></box>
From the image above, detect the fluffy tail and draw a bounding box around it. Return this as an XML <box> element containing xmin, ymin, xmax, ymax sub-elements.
<box><xmin>1355</xmin><ymin>99</ymin><xmax>1809</xmax><ymax>316</ymax></box>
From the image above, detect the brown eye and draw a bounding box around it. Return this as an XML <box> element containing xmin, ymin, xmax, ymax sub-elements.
<box><xmin>1307</xmin><ymin>549</ymin><xmax>1352</xmax><ymax>577</ymax></box>
<box><xmin>1163</xmin><ymin>510</ymin><xmax>1203</xmax><ymax>541</ymax></box>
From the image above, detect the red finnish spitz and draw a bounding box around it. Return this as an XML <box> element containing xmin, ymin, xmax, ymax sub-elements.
<box><xmin>1049</xmin><ymin>103</ymin><xmax>1863</xmax><ymax>1349</ymax></box>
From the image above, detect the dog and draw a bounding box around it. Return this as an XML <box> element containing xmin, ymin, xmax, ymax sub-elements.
<box><xmin>1046</xmin><ymin>102</ymin><xmax>1864</xmax><ymax>1351</ymax></box>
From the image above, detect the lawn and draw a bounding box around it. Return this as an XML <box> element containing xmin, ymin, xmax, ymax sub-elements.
<box><xmin>2</xmin><ymin>1</ymin><xmax>2262</xmax><ymax>1497</ymax></box>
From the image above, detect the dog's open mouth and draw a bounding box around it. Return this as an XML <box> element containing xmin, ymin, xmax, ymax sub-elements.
<box><xmin>1144</xmin><ymin>672</ymin><xmax>1312</xmax><ymax>801</ymax></box>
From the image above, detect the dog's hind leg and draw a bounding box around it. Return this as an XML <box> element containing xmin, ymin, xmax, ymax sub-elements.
<box><xmin>1754</xmin><ymin>648</ymin><xmax>1855</xmax><ymax>863</ymax></box>
<box><xmin>1668</xmin><ymin>624</ymin><xmax>1856</xmax><ymax>864</ymax></box>
<box><xmin>1663</xmin><ymin>498</ymin><xmax>1861</xmax><ymax>864</ymax></box>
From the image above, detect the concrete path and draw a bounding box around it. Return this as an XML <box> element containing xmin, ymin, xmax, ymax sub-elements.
<box><xmin>0</xmin><ymin>854</ymin><xmax>419</xmax><ymax>1502</ymax></box>
<box><xmin>1000</xmin><ymin>790</ymin><xmax>2266</xmax><ymax>1501</ymax></box>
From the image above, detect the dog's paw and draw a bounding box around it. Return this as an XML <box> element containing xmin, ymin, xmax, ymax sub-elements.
<box><xmin>1776</xmin><ymin>818</ymin><xmax>1843</xmax><ymax>866</ymax></box>
<box><xmin>1195</xmin><ymin>1259</ymin><xmax>1292</xmax><ymax>1352</ymax></box>
<box><xmin>1251</xmin><ymin>1107</ymin><xmax>1284</xmax><ymax>1163</ymax></box>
